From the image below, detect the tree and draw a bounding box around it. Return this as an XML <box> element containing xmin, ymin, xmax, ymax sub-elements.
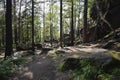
<box><xmin>18</xmin><ymin>0</ymin><xmax>23</xmax><ymax>43</ymax></box>
<box><xmin>2</xmin><ymin>0</ymin><xmax>6</xmax><ymax>46</ymax></box>
<box><xmin>49</xmin><ymin>0</ymin><xmax>53</xmax><ymax>47</ymax></box>
<box><xmin>83</xmin><ymin>0</ymin><xmax>88</xmax><ymax>43</ymax></box>
<box><xmin>70</xmin><ymin>0</ymin><xmax>74</xmax><ymax>46</ymax></box>
<box><xmin>13</xmin><ymin>0</ymin><xmax>18</xmax><ymax>48</ymax></box>
<box><xmin>5</xmin><ymin>0</ymin><xmax>13</xmax><ymax>58</ymax></box>
<box><xmin>32</xmin><ymin>0</ymin><xmax>35</xmax><ymax>51</ymax></box>
<box><xmin>43</xmin><ymin>0</ymin><xmax>46</xmax><ymax>42</ymax></box>
<box><xmin>60</xmin><ymin>0</ymin><xmax>63</xmax><ymax>47</ymax></box>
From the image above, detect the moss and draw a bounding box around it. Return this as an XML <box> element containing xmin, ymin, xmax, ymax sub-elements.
<box><xmin>59</xmin><ymin>58</ymin><xmax>81</xmax><ymax>71</ymax></box>
<box><xmin>72</xmin><ymin>59</ymin><xmax>99</xmax><ymax>80</ymax></box>
<box><xmin>103</xmin><ymin>31</ymin><xmax>114</xmax><ymax>39</ymax></box>
<box><xmin>108</xmin><ymin>50</ymin><xmax>120</xmax><ymax>61</ymax></box>
<box><xmin>58</xmin><ymin>62</ymin><xmax>65</xmax><ymax>71</ymax></box>
<box><xmin>59</xmin><ymin>58</ymin><xmax>120</xmax><ymax>80</ymax></box>
<box><xmin>116</xmin><ymin>43</ymin><xmax>120</xmax><ymax>48</ymax></box>
<box><xmin>72</xmin><ymin>54</ymin><xmax>79</xmax><ymax>58</ymax></box>
<box><xmin>98</xmin><ymin>73</ymin><xmax>112</xmax><ymax>80</ymax></box>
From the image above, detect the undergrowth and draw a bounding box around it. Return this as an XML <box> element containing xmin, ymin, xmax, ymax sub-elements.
<box><xmin>59</xmin><ymin>58</ymin><xmax>120</xmax><ymax>80</ymax></box>
<box><xmin>0</xmin><ymin>57</ymin><xmax>27</xmax><ymax>76</ymax></box>
<box><xmin>72</xmin><ymin>59</ymin><xmax>100</xmax><ymax>80</ymax></box>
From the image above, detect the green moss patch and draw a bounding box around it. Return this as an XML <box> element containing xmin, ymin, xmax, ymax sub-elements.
<box><xmin>59</xmin><ymin>58</ymin><xmax>120</xmax><ymax>80</ymax></box>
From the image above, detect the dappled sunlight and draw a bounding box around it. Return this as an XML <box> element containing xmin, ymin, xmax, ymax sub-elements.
<box><xmin>72</xmin><ymin>54</ymin><xmax>80</xmax><ymax>58</ymax></box>
<box><xmin>76</xmin><ymin>48</ymin><xmax>107</xmax><ymax>53</ymax></box>
<box><xmin>22</xmin><ymin>71</ymin><xmax>33</xmax><ymax>79</ymax></box>
<box><xmin>78</xmin><ymin>43</ymin><xmax>101</xmax><ymax>48</ymax></box>
<box><xmin>21</xmin><ymin>67</ymin><xmax>29</xmax><ymax>72</ymax></box>
<box><xmin>42</xmin><ymin>56</ymin><xmax>46</xmax><ymax>59</ymax></box>
<box><xmin>12</xmin><ymin>67</ymin><xmax>34</xmax><ymax>80</ymax></box>
<box><xmin>11</xmin><ymin>54</ymin><xmax>56</xmax><ymax>80</ymax></box>
<box><xmin>56</xmin><ymin>45</ymin><xmax>110</xmax><ymax>59</ymax></box>
<box><xmin>1</xmin><ymin>0</ymin><xmax>120</xmax><ymax>79</ymax></box>
<box><xmin>62</xmin><ymin>46</ymin><xmax>107</xmax><ymax>54</ymax></box>
<box><xmin>0</xmin><ymin>52</ymin><xmax>4</xmax><ymax>58</ymax></box>
<box><xmin>37</xmin><ymin>61</ymin><xmax>42</xmax><ymax>64</ymax></box>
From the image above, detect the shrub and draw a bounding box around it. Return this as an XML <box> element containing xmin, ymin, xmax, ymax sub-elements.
<box><xmin>0</xmin><ymin>57</ymin><xmax>27</xmax><ymax>76</ymax></box>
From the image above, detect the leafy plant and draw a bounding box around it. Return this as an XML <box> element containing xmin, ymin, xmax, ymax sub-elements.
<box><xmin>0</xmin><ymin>58</ymin><xmax>17</xmax><ymax>76</ymax></box>
<box><xmin>72</xmin><ymin>59</ymin><xmax>99</xmax><ymax>80</ymax></box>
<box><xmin>68</xmin><ymin>58</ymin><xmax>120</xmax><ymax>80</ymax></box>
<box><xmin>0</xmin><ymin>57</ymin><xmax>27</xmax><ymax>76</ymax></box>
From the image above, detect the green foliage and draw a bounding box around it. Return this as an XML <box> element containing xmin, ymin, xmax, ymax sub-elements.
<box><xmin>72</xmin><ymin>59</ymin><xmax>99</xmax><ymax>80</ymax></box>
<box><xmin>67</xmin><ymin>58</ymin><xmax>120</xmax><ymax>80</ymax></box>
<box><xmin>98</xmin><ymin>73</ymin><xmax>112</xmax><ymax>80</ymax></box>
<box><xmin>58</xmin><ymin>58</ymin><xmax>80</xmax><ymax>71</ymax></box>
<box><xmin>0</xmin><ymin>58</ymin><xmax>17</xmax><ymax>76</ymax></box>
<box><xmin>0</xmin><ymin>57</ymin><xmax>27</xmax><ymax>76</ymax></box>
<box><xmin>58</xmin><ymin>62</ymin><xmax>65</xmax><ymax>71</ymax></box>
<box><xmin>59</xmin><ymin>58</ymin><xmax>120</xmax><ymax>80</ymax></box>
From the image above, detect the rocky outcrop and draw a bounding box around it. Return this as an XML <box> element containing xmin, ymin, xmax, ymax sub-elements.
<box><xmin>89</xmin><ymin>0</ymin><xmax>120</xmax><ymax>41</ymax></box>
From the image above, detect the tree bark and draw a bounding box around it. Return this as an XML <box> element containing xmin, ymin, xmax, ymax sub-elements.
<box><xmin>13</xmin><ymin>0</ymin><xmax>18</xmax><ymax>48</ymax></box>
<box><xmin>32</xmin><ymin>0</ymin><xmax>35</xmax><ymax>51</ymax></box>
<box><xmin>5</xmin><ymin>0</ymin><xmax>13</xmax><ymax>58</ymax></box>
<box><xmin>2</xmin><ymin>0</ymin><xmax>6</xmax><ymax>46</ymax></box>
<box><xmin>60</xmin><ymin>0</ymin><xmax>63</xmax><ymax>48</ymax></box>
<box><xmin>83</xmin><ymin>0</ymin><xmax>88</xmax><ymax>43</ymax></box>
<box><xmin>43</xmin><ymin>0</ymin><xmax>46</xmax><ymax>42</ymax></box>
<box><xmin>18</xmin><ymin>0</ymin><xmax>23</xmax><ymax>43</ymax></box>
<box><xmin>70</xmin><ymin>0</ymin><xmax>74</xmax><ymax>46</ymax></box>
<box><xmin>50</xmin><ymin>0</ymin><xmax>53</xmax><ymax>47</ymax></box>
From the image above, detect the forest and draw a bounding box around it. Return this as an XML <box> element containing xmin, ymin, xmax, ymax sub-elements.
<box><xmin>0</xmin><ymin>0</ymin><xmax>120</xmax><ymax>80</ymax></box>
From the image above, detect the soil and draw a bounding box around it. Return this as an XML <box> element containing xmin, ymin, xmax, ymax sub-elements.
<box><xmin>10</xmin><ymin>54</ymin><xmax>70</xmax><ymax>80</ymax></box>
<box><xmin>9</xmin><ymin>44</ymin><xmax>112</xmax><ymax>80</ymax></box>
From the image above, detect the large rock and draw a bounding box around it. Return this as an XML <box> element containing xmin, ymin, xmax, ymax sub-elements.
<box><xmin>89</xmin><ymin>0</ymin><xmax>120</xmax><ymax>41</ymax></box>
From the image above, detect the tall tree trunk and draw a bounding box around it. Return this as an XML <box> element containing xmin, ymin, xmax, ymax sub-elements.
<box><xmin>74</xmin><ymin>4</ymin><xmax>77</xmax><ymax>43</ymax></box>
<box><xmin>5</xmin><ymin>0</ymin><xmax>13</xmax><ymax>58</ymax></box>
<box><xmin>18</xmin><ymin>0</ymin><xmax>23</xmax><ymax>43</ymax></box>
<box><xmin>50</xmin><ymin>23</ymin><xmax>53</xmax><ymax>47</ymax></box>
<box><xmin>59</xmin><ymin>0</ymin><xmax>63</xmax><ymax>47</ymax></box>
<box><xmin>39</xmin><ymin>26</ymin><xmax>41</xmax><ymax>42</ymax></box>
<box><xmin>2</xmin><ymin>28</ymin><xmax>5</xmax><ymax>46</ymax></box>
<box><xmin>77</xmin><ymin>0</ymin><xmax>81</xmax><ymax>38</ymax></box>
<box><xmin>70</xmin><ymin>0</ymin><xmax>74</xmax><ymax>46</ymax></box>
<box><xmin>2</xmin><ymin>0</ymin><xmax>6</xmax><ymax>46</ymax></box>
<box><xmin>26</xmin><ymin>23</ymin><xmax>29</xmax><ymax>42</ymax></box>
<box><xmin>43</xmin><ymin>0</ymin><xmax>46</xmax><ymax>42</ymax></box>
<box><xmin>24</xmin><ymin>0</ymin><xmax>28</xmax><ymax>43</ymax></box>
<box><xmin>83</xmin><ymin>0</ymin><xmax>88</xmax><ymax>43</ymax></box>
<box><xmin>32</xmin><ymin>0</ymin><xmax>35</xmax><ymax>51</ymax></box>
<box><xmin>50</xmin><ymin>0</ymin><xmax>53</xmax><ymax>47</ymax></box>
<box><xmin>13</xmin><ymin>0</ymin><xmax>18</xmax><ymax>48</ymax></box>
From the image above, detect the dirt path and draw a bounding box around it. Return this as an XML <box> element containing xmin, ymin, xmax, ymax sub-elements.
<box><xmin>10</xmin><ymin>53</ymin><xmax>70</xmax><ymax>80</ymax></box>
<box><xmin>11</xmin><ymin>54</ymin><xmax>55</xmax><ymax>80</ymax></box>
<box><xmin>10</xmin><ymin>45</ymin><xmax>112</xmax><ymax>80</ymax></box>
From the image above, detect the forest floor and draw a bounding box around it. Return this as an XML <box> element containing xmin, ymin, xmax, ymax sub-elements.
<box><xmin>9</xmin><ymin>43</ymin><xmax>112</xmax><ymax>80</ymax></box>
<box><xmin>10</xmin><ymin>51</ymin><xmax>71</xmax><ymax>80</ymax></box>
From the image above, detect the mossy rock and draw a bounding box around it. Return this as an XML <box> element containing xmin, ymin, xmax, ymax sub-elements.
<box><xmin>111</xmin><ymin>75</ymin><xmax>120</xmax><ymax>80</ymax></box>
<box><xmin>60</xmin><ymin>58</ymin><xmax>81</xmax><ymax>71</ymax></box>
<box><xmin>102</xmin><ymin>58</ymin><xmax>120</xmax><ymax>73</ymax></box>
<box><xmin>108</xmin><ymin>50</ymin><xmax>120</xmax><ymax>60</ymax></box>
